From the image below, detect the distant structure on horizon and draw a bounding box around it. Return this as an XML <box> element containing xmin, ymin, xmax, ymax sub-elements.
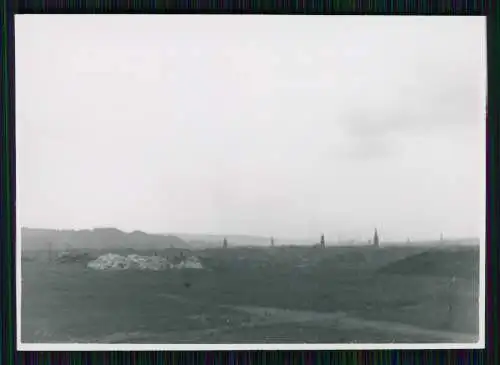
<box><xmin>440</xmin><ymin>232</ymin><xmax>444</xmax><ymax>241</ymax></box>
<box><xmin>373</xmin><ymin>229</ymin><xmax>380</xmax><ymax>248</ymax></box>
<box><xmin>270</xmin><ymin>236</ymin><xmax>275</xmax><ymax>247</ymax></box>
<box><xmin>222</xmin><ymin>237</ymin><xmax>228</xmax><ymax>249</ymax></box>
<box><xmin>320</xmin><ymin>234</ymin><xmax>326</xmax><ymax>249</ymax></box>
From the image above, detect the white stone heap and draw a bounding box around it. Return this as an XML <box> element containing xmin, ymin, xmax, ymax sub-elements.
<box><xmin>87</xmin><ymin>253</ymin><xmax>203</xmax><ymax>271</ymax></box>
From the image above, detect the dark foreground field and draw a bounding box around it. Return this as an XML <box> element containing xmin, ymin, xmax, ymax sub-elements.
<box><xmin>21</xmin><ymin>245</ymin><xmax>480</xmax><ymax>344</ymax></box>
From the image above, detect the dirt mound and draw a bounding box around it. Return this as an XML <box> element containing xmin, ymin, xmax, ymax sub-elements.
<box><xmin>377</xmin><ymin>248</ymin><xmax>479</xmax><ymax>279</ymax></box>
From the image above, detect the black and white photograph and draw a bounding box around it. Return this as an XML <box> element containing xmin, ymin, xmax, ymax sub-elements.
<box><xmin>16</xmin><ymin>15</ymin><xmax>485</xmax><ymax>350</ymax></box>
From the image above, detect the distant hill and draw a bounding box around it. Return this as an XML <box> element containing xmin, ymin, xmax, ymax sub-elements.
<box><xmin>172</xmin><ymin>233</ymin><xmax>315</xmax><ymax>248</ymax></box>
<box><xmin>377</xmin><ymin>246</ymin><xmax>479</xmax><ymax>279</ymax></box>
<box><xmin>21</xmin><ymin>227</ymin><xmax>190</xmax><ymax>251</ymax></box>
<box><xmin>21</xmin><ymin>227</ymin><xmax>480</xmax><ymax>251</ymax></box>
<box><xmin>172</xmin><ymin>233</ymin><xmax>480</xmax><ymax>249</ymax></box>
<box><xmin>380</xmin><ymin>238</ymin><xmax>480</xmax><ymax>247</ymax></box>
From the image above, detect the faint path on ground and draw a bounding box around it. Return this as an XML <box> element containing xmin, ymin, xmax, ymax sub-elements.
<box><xmin>156</xmin><ymin>294</ymin><xmax>476</xmax><ymax>342</ymax></box>
<box><xmin>219</xmin><ymin>305</ymin><xmax>477</xmax><ymax>343</ymax></box>
<box><xmin>157</xmin><ymin>293</ymin><xmax>476</xmax><ymax>342</ymax></box>
<box><xmin>45</xmin><ymin>293</ymin><xmax>477</xmax><ymax>344</ymax></box>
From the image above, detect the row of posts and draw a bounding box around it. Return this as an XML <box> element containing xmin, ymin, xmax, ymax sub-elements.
<box><xmin>221</xmin><ymin>229</ymin><xmax>386</xmax><ymax>249</ymax></box>
<box><xmin>44</xmin><ymin>229</ymin><xmax>446</xmax><ymax>252</ymax></box>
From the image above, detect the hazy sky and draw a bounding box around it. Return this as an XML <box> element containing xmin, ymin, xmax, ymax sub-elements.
<box><xmin>16</xmin><ymin>15</ymin><xmax>486</xmax><ymax>240</ymax></box>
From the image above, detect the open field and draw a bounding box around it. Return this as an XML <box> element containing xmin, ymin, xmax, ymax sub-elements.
<box><xmin>21</xmin><ymin>245</ymin><xmax>480</xmax><ymax>344</ymax></box>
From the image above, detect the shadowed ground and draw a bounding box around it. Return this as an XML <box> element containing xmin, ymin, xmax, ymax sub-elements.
<box><xmin>21</xmin><ymin>245</ymin><xmax>479</xmax><ymax>344</ymax></box>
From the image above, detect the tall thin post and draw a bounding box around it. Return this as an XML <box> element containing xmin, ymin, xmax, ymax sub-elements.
<box><xmin>373</xmin><ymin>229</ymin><xmax>379</xmax><ymax>248</ymax></box>
<box><xmin>270</xmin><ymin>236</ymin><xmax>274</xmax><ymax>247</ymax></box>
<box><xmin>320</xmin><ymin>234</ymin><xmax>325</xmax><ymax>248</ymax></box>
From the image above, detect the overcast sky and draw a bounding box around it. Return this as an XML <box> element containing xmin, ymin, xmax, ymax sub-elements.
<box><xmin>15</xmin><ymin>15</ymin><xmax>486</xmax><ymax>241</ymax></box>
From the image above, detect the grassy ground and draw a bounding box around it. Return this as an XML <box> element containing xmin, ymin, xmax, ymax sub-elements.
<box><xmin>21</xmin><ymin>245</ymin><xmax>479</xmax><ymax>343</ymax></box>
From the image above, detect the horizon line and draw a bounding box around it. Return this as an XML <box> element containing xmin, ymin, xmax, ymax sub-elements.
<box><xmin>20</xmin><ymin>226</ymin><xmax>480</xmax><ymax>243</ymax></box>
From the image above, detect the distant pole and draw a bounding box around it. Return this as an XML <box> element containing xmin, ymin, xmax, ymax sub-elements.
<box><xmin>320</xmin><ymin>234</ymin><xmax>325</xmax><ymax>248</ymax></box>
<box><xmin>373</xmin><ymin>229</ymin><xmax>379</xmax><ymax>248</ymax></box>
<box><xmin>440</xmin><ymin>233</ymin><xmax>444</xmax><ymax>242</ymax></box>
<box><xmin>270</xmin><ymin>236</ymin><xmax>274</xmax><ymax>247</ymax></box>
<box><xmin>223</xmin><ymin>237</ymin><xmax>228</xmax><ymax>249</ymax></box>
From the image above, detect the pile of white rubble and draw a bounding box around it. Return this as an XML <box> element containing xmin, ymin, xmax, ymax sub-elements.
<box><xmin>87</xmin><ymin>253</ymin><xmax>203</xmax><ymax>271</ymax></box>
